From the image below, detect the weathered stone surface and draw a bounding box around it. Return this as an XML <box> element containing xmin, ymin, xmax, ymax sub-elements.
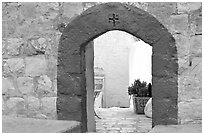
<box><xmin>2</xmin><ymin>77</ymin><xmax>15</xmax><ymax>94</ymax></box>
<box><xmin>2</xmin><ymin>2</ymin><xmax>202</xmax><ymax>129</ymax></box>
<box><xmin>35</xmin><ymin>114</ymin><xmax>47</xmax><ymax>119</ymax></box>
<box><xmin>178</xmin><ymin>99</ymin><xmax>202</xmax><ymax>124</ymax></box>
<box><xmin>2</xmin><ymin>38</ymin><xmax>7</xmax><ymax>55</ymax></box>
<box><xmin>36</xmin><ymin>75</ymin><xmax>52</xmax><ymax>97</ymax></box>
<box><xmin>7</xmin><ymin>97</ymin><xmax>26</xmax><ymax>115</ymax></box>
<box><xmin>83</xmin><ymin>2</ymin><xmax>99</xmax><ymax>11</ymax></box>
<box><xmin>173</xmin><ymin>34</ymin><xmax>190</xmax><ymax>58</ymax></box>
<box><xmin>189</xmin><ymin>8</ymin><xmax>202</xmax><ymax>35</ymax></box>
<box><xmin>62</xmin><ymin>2</ymin><xmax>83</xmax><ymax>19</ymax></box>
<box><xmin>46</xmin><ymin>56</ymin><xmax>57</xmax><ymax>79</ymax></box>
<box><xmin>57</xmin><ymin>94</ymin><xmax>82</xmax><ymax>121</ymax></box>
<box><xmin>27</xmin><ymin>96</ymin><xmax>40</xmax><ymax>111</ymax></box>
<box><xmin>147</xmin><ymin>2</ymin><xmax>177</xmax><ymax>26</ymax></box>
<box><xmin>20</xmin><ymin>2</ymin><xmax>37</xmax><ymax>19</ymax></box>
<box><xmin>35</xmin><ymin>2</ymin><xmax>59</xmax><ymax>21</ymax></box>
<box><xmin>57</xmin><ymin>73</ymin><xmax>82</xmax><ymax>95</ymax></box>
<box><xmin>58</xmin><ymin>54</ymin><xmax>81</xmax><ymax>73</ymax></box>
<box><xmin>152</xmin><ymin>77</ymin><xmax>178</xmax><ymax>98</ymax></box>
<box><xmin>190</xmin><ymin>35</ymin><xmax>202</xmax><ymax>57</ymax></box>
<box><xmin>3</xmin><ymin>58</ymin><xmax>25</xmax><ymax>75</ymax></box>
<box><xmin>127</xmin><ymin>2</ymin><xmax>148</xmax><ymax>11</ymax></box>
<box><xmin>41</xmin><ymin>97</ymin><xmax>56</xmax><ymax>117</ymax></box>
<box><xmin>59</xmin><ymin>3</ymin><xmax>179</xmax><ymax>129</ymax></box>
<box><xmin>6</xmin><ymin>38</ymin><xmax>24</xmax><ymax>56</ymax></box>
<box><xmin>174</xmin><ymin>34</ymin><xmax>190</xmax><ymax>75</ymax></box>
<box><xmin>152</xmin><ymin>98</ymin><xmax>178</xmax><ymax>126</ymax></box>
<box><xmin>25</xmin><ymin>55</ymin><xmax>47</xmax><ymax>76</ymax></box>
<box><xmin>177</xmin><ymin>2</ymin><xmax>202</xmax><ymax>14</ymax></box>
<box><xmin>2</xmin><ymin>99</ymin><xmax>7</xmax><ymax>114</ymax></box>
<box><xmin>150</xmin><ymin>124</ymin><xmax>202</xmax><ymax>133</ymax></box>
<box><xmin>28</xmin><ymin>38</ymin><xmax>47</xmax><ymax>53</ymax></box>
<box><xmin>179</xmin><ymin>76</ymin><xmax>201</xmax><ymax>102</ymax></box>
<box><xmin>168</xmin><ymin>14</ymin><xmax>189</xmax><ymax>34</ymax></box>
<box><xmin>2</xmin><ymin>116</ymin><xmax>81</xmax><ymax>133</ymax></box>
<box><xmin>53</xmin><ymin>79</ymin><xmax>57</xmax><ymax>93</ymax></box>
<box><xmin>17</xmin><ymin>77</ymin><xmax>34</xmax><ymax>94</ymax></box>
<box><xmin>189</xmin><ymin>57</ymin><xmax>202</xmax><ymax>80</ymax></box>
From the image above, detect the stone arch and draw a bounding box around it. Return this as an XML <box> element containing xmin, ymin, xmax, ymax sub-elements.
<box><xmin>57</xmin><ymin>2</ymin><xmax>178</xmax><ymax>132</ymax></box>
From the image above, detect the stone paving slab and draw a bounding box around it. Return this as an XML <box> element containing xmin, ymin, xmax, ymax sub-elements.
<box><xmin>2</xmin><ymin>116</ymin><xmax>80</xmax><ymax>133</ymax></box>
<box><xmin>149</xmin><ymin>124</ymin><xmax>202</xmax><ymax>133</ymax></box>
<box><xmin>95</xmin><ymin>107</ymin><xmax>152</xmax><ymax>133</ymax></box>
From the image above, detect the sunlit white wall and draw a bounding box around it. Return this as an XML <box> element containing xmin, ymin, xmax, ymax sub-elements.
<box><xmin>129</xmin><ymin>40</ymin><xmax>152</xmax><ymax>85</ymax></box>
<box><xmin>94</xmin><ymin>30</ymin><xmax>152</xmax><ymax>107</ymax></box>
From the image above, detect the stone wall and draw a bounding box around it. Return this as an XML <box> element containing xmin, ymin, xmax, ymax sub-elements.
<box><xmin>2</xmin><ymin>2</ymin><xmax>202</xmax><ymax>124</ymax></box>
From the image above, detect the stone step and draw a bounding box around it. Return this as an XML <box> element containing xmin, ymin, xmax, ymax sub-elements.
<box><xmin>2</xmin><ymin>116</ymin><xmax>81</xmax><ymax>133</ymax></box>
<box><xmin>149</xmin><ymin>124</ymin><xmax>202</xmax><ymax>133</ymax></box>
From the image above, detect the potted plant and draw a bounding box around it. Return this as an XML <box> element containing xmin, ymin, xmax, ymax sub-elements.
<box><xmin>128</xmin><ymin>79</ymin><xmax>152</xmax><ymax>114</ymax></box>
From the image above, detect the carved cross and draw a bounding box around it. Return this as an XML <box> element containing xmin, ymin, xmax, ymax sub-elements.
<box><xmin>109</xmin><ymin>13</ymin><xmax>119</xmax><ymax>26</ymax></box>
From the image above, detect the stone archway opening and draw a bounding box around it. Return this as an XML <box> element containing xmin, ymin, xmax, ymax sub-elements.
<box><xmin>57</xmin><ymin>2</ymin><xmax>178</xmax><ymax>133</ymax></box>
<box><xmin>87</xmin><ymin>30</ymin><xmax>153</xmax><ymax>133</ymax></box>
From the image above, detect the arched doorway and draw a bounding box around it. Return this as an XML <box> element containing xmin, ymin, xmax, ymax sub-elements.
<box><xmin>57</xmin><ymin>2</ymin><xmax>178</xmax><ymax>132</ymax></box>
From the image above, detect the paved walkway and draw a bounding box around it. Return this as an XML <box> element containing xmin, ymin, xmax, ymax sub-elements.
<box><xmin>95</xmin><ymin>107</ymin><xmax>152</xmax><ymax>133</ymax></box>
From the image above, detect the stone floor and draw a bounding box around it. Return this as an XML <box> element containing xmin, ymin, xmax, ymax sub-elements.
<box><xmin>95</xmin><ymin>107</ymin><xmax>152</xmax><ymax>133</ymax></box>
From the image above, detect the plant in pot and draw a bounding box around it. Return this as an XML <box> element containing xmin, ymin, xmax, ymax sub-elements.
<box><xmin>128</xmin><ymin>79</ymin><xmax>152</xmax><ymax>114</ymax></box>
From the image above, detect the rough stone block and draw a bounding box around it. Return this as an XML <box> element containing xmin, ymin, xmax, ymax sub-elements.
<box><xmin>173</xmin><ymin>34</ymin><xmax>190</xmax><ymax>58</ymax></box>
<box><xmin>20</xmin><ymin>2</ymin><xmax>37</xmax><ymax>19</ymax></box>
<box><xmin>62</xmin><ymin>2</ymin><xmax>83</xmax><ymax>19</ymax></box>
<box><xmin>152</xmin><ymin>77</ymin><xmax>178</xmax><ymax>98</ymax></box>
<box><xmin>6</xmin><ymin>38</ymin><xmax>24</xmax><ymax>56</ymax></box>
<box><xmin>25</xmin><ymin>55</ymin><xmax>47</xmax><ymax>77</ymax></box>
<box><xmin>178</xmin><ymin>58</ymin><xmax>189</xmax><ymax>75</ymax></box>
<box><xmin>189</xmin><ymin>8</ymin><xmax>202</xmax><ymax>35</ymax></box>
<box><xmin>2</xmin><ymin>77</ymin><xmax>15</xmax><ymax>95</ymax></box>
<box><xmin>34</xmin><ymin>3</ymin><xmax>59</xmax><ymax>21</ymax></box>
<box><xmin>152</xmin><ymin>98</ymin><xmax>178</xmax><ymax>126</ymax></box>
<box><xmin>168</xmin><ymin>14</ymin><xmax>189</xmax><ymax>34</ymax></box>
<box><xmin>189</xmin><ymin>57</ymin><xmax>202</xmax><ymax>80</ymax></box>
<box><xmin>41</xmin><ymin>97</ymin><xmax>56</xmax><ymax>116</ymax></box>
<box><xmin>36</xmin><ymin>75</ymin><xmax>53</xmax><ymax>97</ymax></box>
<box><xmin>3</xmin><ymin>58</ymin><xmax>25</xmax><ymax>75</ymax></box>
<box><xmin>177</xmin><ymin>2</ymin><xmax>202</xmax><ymax>14</ymax></box>
<box><xmin>37</xmin><ymin>75</ymin><xmax>52</xmax><ymax>92</ymax></box>
<box><xmin>147</xmin><ymin>2</ymin><xmax>177</xmax><ymax>26</ymax></box>
<box><xmin>152</xmin><ymin>54</ymin><xmax>177</xmax><ymax>78</ymax></box>
<box><xmin>178</xmin><ymin>99</ymin><xmax>202</xmax><ymax>124</ymax></box>
<box><xmin>153</xmin><ymin>34</ymin><xmax>177</xmax><ymax>55</ymax></box>
<box><xmin>127</xmin><ymin>2</ymin><xmax>148</xmax><ymax>11</ymax></box>
<box><xmin>46</xmin><ymin>56</ymin><xmax>57</xmax><ymax>80</ymax></box>
<box><xmin>17</xmin><ymin>77</ymin><xmax>34</xmax><ymax>94</ymax></box>
<box><xmin>58</xmin><ymin>54</ymin><xmax>81</xmax><ymax>73</ymax></box>
<box><xmin>7</xmin><ymin>97</ymin><xmax>26</xmax><ymax>115</ymax></box>
<box><xmin>27</xmin><ymin>96</ymin><xmax>40</xmax><ymax>111</ymax></box>
<box><xmin>57</xmin><ymin>73</ymin><xmax>82</xmax><ymax>95</ymax></box>
<box><xmin>36</xmin><ymin>2</ymin><xmax>59</xmax><ymax>14</ymax></box>
<box><xmin>179</xmin><ymin>76</ymin><xmax>201</xmax><ymax>101</ymax></box>
<box><xmin>28</xmin><ymin>38</ymin><xmax>47</xmax><ymax>53</ymax></box>
<box><xmin>57</xmin><ymin>94</ymin><xmax>82</xmax><ymax>121</ymax></box>
<box><xmin>190</xmin><ymin>35</ymin><xmax>202</xmax><ymax>57</ymax></box>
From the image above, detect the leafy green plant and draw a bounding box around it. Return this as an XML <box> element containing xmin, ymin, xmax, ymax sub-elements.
<box><xmin>128</xmin><ymin>79</ymin><xmax>152</xmax><ymax>97</ymax></box>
